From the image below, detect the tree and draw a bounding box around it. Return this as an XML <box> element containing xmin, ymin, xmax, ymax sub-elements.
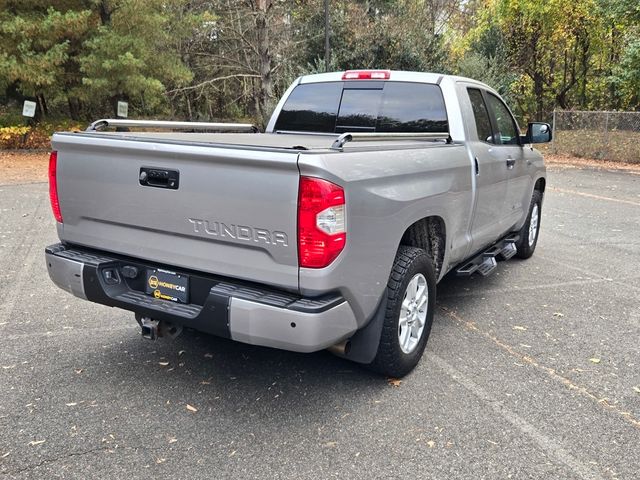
<box><xmin>461</xmin><ymin>0</ymin><xmax>613</xmax><ymax>120</ymax></box>
<box><xmin>601</xmin><ymin>0</ymin><xmax>640</xmax><ymax>108</ymax></box>
<box><xmin>292</xmin><ymin>0</ymin><xmax>450</xmax><ymax>74</ymax></box>
<box><xmin>78</xmin><ymin>0</ymin><xmax>194</xmax><ymax>117</ymax></box>
<box><xmin>0</xmin><ymin>0</ymin><xmax>93</xmax><ymax>119</ymax></box>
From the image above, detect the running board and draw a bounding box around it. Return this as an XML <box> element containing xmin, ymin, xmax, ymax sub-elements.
<box><xmin>456</xmin><ymin>234</ymin><xmax>519</xmax><ymax>277</ymax></box>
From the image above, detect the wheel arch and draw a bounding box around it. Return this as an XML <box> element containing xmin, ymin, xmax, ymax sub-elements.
<box><xmin>398</xmin><ymin>215</ymin><xmax>446</xmax><ymax>278</ymax></box>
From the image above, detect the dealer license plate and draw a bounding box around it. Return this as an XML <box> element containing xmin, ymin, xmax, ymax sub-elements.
<box><xmin>146</xmin><ymin>268</ymin><xmax>189</xmax><ymax>303</ymax></box>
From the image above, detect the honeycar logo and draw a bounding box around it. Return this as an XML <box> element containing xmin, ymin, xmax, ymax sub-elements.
<box><xmin>188</xmin><ymin>218</ymin><xmax>289</xmax><ymax>247</ymax></box>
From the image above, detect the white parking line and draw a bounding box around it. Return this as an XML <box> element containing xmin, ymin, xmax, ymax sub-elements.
<box><xmin>550</xmin><ymin>187</ymin><xmax>640</xmax><ymax>207</ymax></box>
<box><xmin>431</xmin><ymin>353</ymin><xmax>607</xmax><ymax>480</ymax></box>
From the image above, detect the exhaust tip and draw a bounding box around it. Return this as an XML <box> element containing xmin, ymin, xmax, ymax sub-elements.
<box><xmin>327</xmin><ymin>340</ymin><xmax>351</xmax><ymax>357</ymax></box>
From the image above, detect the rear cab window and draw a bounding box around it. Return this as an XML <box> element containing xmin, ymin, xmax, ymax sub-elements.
<box><xmin>467</xmin><ymin>88</ymin><xmax>494</xmax><ymax>143</ymax></box>
<box><xmin>274</xmin><ymin>81</ymin><xmax>449</xmax><ymax>134</ymax></box>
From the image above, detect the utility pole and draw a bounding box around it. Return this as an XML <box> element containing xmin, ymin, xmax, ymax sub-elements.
<box><xmin>324</xmin><ymin>0</ymin><xmax>330</xmax><ymax>72</ymax></box>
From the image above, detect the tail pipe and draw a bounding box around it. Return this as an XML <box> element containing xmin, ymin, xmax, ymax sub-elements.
<box><xmin>327</xmin><ymin>340</ymin><xmax>351</xmax><ymax>357</ymax></box>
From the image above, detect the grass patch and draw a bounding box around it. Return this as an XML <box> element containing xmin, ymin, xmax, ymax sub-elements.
<box><xmin>544</xmin><ymin>130</ymin><xmax>640</xmax><ymax>164</ymax></box>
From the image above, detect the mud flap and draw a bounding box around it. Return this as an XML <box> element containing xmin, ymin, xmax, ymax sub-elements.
<box><xmin>340</xmin><ymin>296</ymin><xmax>388</xmax><ymax>365</ymax></box>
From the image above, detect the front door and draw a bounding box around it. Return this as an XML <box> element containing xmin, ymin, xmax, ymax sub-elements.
<box><xmin>466</xmin><ymin>87</ymin><xmax>513</xmax><ymax>252</ymax></box>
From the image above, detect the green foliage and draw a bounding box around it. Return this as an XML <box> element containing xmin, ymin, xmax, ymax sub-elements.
<box><xmin>457</xmin><ymin>52</ymin><xmax>514</xmax><ymax>98</ymax></box>
<box><xmin>0</xmin><ymin>0</ymin><xmax>638</xmax><ymax>128</ymax></box>
<box><xmin>294</xmin><ymin>0</ymin><xmax>446</xmax><ymax>72</ymax></box>
<box><xmin>612</xmin><ymin>38</ymin><xmax>640</xmax><ymax>104</ymax></box>
<box><xmin>79</xmin><ymin>0</ymin><xmax>194</xmax><ymax>116</ymax></box>
<box><xmin>0</xmin><ymin>0</ymin><xmax>93</xmax><ymax>114</ymax></box>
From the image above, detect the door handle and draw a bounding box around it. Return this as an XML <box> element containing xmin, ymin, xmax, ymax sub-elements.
<box><xmin>139</xmin><ymin>167</ymin><xmax>180</xmax><ymax>189</ymax></box>
<box><xmin>506</xmin><ymin>157</ymin><xmax>516</xmax><ymax>169</ymax></box>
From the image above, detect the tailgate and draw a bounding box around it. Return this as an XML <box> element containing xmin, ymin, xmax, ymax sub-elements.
<box><xmin>51</xmin><ymin>133</ymin><xmax>300</xmax><ymax>291</ymax></box>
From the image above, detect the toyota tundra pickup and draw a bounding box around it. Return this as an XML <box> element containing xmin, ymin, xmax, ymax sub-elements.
<box><xmin>46</xmin><ymin>70</ymin><xmax>551</xmax><ymax>377</ymax></box>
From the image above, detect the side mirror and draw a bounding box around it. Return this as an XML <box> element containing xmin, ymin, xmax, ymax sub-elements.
<box><xmin>523</xmin><ymin>122</ymin><xmax>552</xmax><ymax>144</ymax></box>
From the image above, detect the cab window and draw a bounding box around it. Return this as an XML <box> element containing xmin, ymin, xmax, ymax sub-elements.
<box><xmin>486</xmin><ymin>93</ymin><xmax>519</xmax><ymax>145</ymax></box>
<box><xmin>274</xmin><ymin>81</ymin><xmax>449</xmax><ymax>134</ymax></box>
<box><xmin>467</xmin><ymin>88</ymin><xmax>494</xmax><ymax>143</ymax></box>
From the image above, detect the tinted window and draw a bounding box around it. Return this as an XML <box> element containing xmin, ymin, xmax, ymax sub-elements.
<box><xmin>274</xmin><ymin>82</ymin><xmax>342</xmax><ymax>132</ymax></box>
<box><xmin>274</xmin><ymin>81</ymin><xmax>449</xmax><ymax>134</ymax></box>
<box><xmin>467</xmin><ymin>88</ymin><xmax>494</xmax><ymax>143</ymax></box>
<box><xmin>377</xmin><ymin>83</ymin><xmax>448</xmax><ymax>133</ymax></box>
<box><xmin>486</xmin><ymin>93</ymin><xmax>519</xmax><ymax>145</ymax></box>
<box><xmin>336</xmin><ymin>89</ymin><xmax>383</xmax><ymax>132</ymax></box>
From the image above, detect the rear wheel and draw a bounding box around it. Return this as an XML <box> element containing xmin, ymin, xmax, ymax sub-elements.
<box><xmin>515</xmin><ymin>190</ymin><xmax>542</xmax><ymax>259</ymax></box>
<box><xmin>368</xmin><ymin>246</ymin><xmax>436</xmax><ymax>378</ymax></box>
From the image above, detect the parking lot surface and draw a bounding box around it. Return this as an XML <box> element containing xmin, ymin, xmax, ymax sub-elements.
<box><xmin>1</xmin><ymin>165</ymin><xmax>639</xmax><ymax>479</ymax></box>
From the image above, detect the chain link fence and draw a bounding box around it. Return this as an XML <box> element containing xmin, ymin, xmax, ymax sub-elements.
<box><xmin>550</xmin><ymin>110</ymin><xmax>640</xmax><ymax>163</ymax></box>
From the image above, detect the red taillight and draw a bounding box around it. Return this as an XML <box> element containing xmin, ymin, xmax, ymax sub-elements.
<box><xmin>342</xmin><ymin>70</ymin><xmax>391</xmax><ymax>80</ymax></box>
<box><xmin>298</xmin><ymin>177</ymin><xmax>346</xmax><ymax>268</ymax></box>
<box><xmin>48</xmin><ymin>151</ymin><xmax>62</xmax><ymax>223</ymax></box>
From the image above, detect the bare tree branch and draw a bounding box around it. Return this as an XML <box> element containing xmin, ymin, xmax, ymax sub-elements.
<box><xmin>167</xmin><ymin>74</ymin><xmax>261</xmax><ymax>94</ymax></box>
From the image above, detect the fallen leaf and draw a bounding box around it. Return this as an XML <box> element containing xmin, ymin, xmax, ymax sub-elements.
<box><xmin>589</xmin><ymin>358</ymin><xmax>601</xmax><ymax>364</ymax></box>
<box><xmin>28</xmin><ymin>440</ymin><xmax>45</xmax><ymax>446</ymax></box>
<box><xmin>159</xmin><ymin>362</ymin><xmax>169</xmax><ymax>366</ymax></box>
<box><xmin>168</xmin><ymin>437</ymin><xmax>178</xmax><ymax>444</ymax></box>
<box><xmin>186</xmin><ymin>404</ymin><xmax>198</xmax><ymax>413</ymax></box>
<box><xmin>387</xmin><ymin>378</ymin><xmax>402</xmax><ymax>387</ymax></box>
<box><xmin>513</xmin><ymin>326</ymin><xmax>527</xmax><ymax>331</ymax></box>
<box><xmin>323</xmin><ymin>441</ymin><xmax>337</xmax><ymax>448</ymax></box>
<box><xmin>427</xmin><ymin>440</ymin><xmax>435</xmax><ymax>448</ymax></box>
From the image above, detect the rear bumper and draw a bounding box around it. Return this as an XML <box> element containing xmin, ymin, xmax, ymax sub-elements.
<box><xmin>45</xmin><ymin>243</ymin><xmax>357</xmax><ymax>353</ymax></box>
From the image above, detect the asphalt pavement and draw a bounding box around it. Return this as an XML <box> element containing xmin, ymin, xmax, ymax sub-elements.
<box><xmin>0</xmin><ymin>165</ymin><xmax>638</xmax><ymax>479</ymax></box>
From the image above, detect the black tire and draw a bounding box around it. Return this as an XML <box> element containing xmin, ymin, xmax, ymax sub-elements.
<box><xmin>367</xmin><ymin>246</ymin><xmax>436</xmax><ymax>378</ymax></box>
<box><xmin>515</xmin><ymin>190</ymin><xmax>543</xmax><ymax>259</ymax></box>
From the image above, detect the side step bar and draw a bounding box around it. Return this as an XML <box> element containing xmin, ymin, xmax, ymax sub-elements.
<box><xmin>456</xmin><ymin>234</ymin><xmax>519</xmax><ymax>277</ymax></box>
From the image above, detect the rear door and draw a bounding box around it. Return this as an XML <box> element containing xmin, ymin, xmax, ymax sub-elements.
<box><xmin>52</xmin><ymin>134</ymin><xmax>300</xmax><ymax>291</ymax></box>
<box><xmin>465</xmin><ymin>87</ymin><xmax>513</xmax><ymax>252</ymax></box>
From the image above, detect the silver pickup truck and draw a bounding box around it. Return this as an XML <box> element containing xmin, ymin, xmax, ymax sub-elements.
<box><xmin>46</xmin><ymin>70</ymin><xmax>550</xmax><ymax>377</ymax></box>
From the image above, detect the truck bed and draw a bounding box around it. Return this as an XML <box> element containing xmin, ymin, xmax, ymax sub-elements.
<box><xmin>51</xmin><ymin>129</ymin><xmax>455</xmax><ymax>297</ymax></box>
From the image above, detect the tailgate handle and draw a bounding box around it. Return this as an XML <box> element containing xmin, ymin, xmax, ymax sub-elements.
<box><xmin>139</xmin><ymin>167</ymin><xmax>179</xmax><ymax>189</ymax></box>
